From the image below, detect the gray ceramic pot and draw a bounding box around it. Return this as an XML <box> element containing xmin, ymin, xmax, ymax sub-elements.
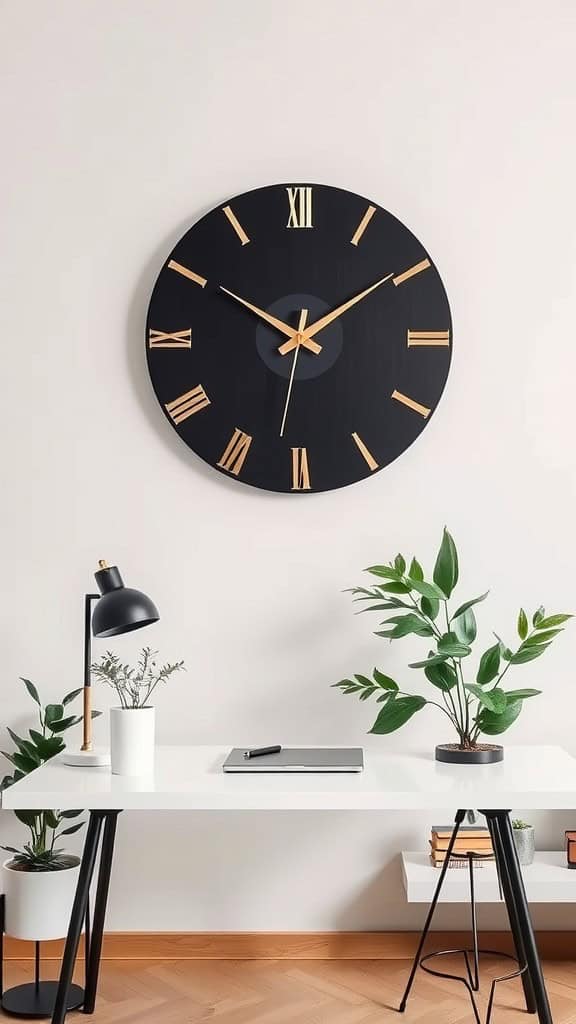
<box><xmin>513</xmin><ymin>826</ymin><xmax>535</xmax><ymax>866</ymax></box>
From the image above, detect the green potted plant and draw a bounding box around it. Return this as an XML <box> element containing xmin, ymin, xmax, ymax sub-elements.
<box><xmin>512</xmin><ymin>819</ymin><xmax>535</xmax><ymax>866</ymax></box>
<box><xmin>0</xmin><ymin>679</ymin><xmax>94</xmax><ymax>940</ymax></box>
<box><xmin>91</xmin><ymin>647</ymin><xmax>185</xmax><ymax>775</ymax></box>
<box><xmin>332</xmin><ymin>529</ymin><xmax>571</xmax><ymax>764</ymax></box>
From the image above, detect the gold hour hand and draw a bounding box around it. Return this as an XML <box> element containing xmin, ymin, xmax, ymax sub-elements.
<box><xmin>220</xmin><ymin>287</ymin><xmax>322</xmax><ymax>354</ymax></box>
<box><xmin>277</xmin><ymin>273</ymin><xmax>394</xmax><ymax>355</ymax></box>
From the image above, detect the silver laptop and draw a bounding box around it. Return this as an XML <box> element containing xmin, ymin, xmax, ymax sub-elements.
<box><xmin>223</xmin><ymin>747</ymin><xmax>364</xmax><ymax>773</ymax></box>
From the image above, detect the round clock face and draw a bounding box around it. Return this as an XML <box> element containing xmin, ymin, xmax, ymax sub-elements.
<box><xmin>146</xmin><ymin>183</ymin><xmax>452</xmax><ymax>493</ymax></box>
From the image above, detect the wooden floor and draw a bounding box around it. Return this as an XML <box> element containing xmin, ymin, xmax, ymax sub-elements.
<box><xmin>4</xmin><ymin>957</ymin><xmax>576</xmax><ymax>1022</ymax></box>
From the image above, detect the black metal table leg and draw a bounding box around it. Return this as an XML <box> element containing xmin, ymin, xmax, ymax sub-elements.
<box><xmin>83</xmin><ymin>811</ymin><xmax>120</xmax><ymax>1014</ymax></box>
<box><xmin>482</xmin><ymin>810</ymin><xmax>553</xmax><ymax>1024</ymax></box>
<box><xmin>399</xmin><ymin>808</ymin><xmax>466</xmax><ymax>1012</ymax></box>
<box><xmin>485</xmin><ymin>812</ymin><xmax>536</xmax><ymax>1014</ymax></box>
<box><xmin>50</xmin><ymin>813</ymin><xmax>103</xmax><ymax>1024</ymax></box>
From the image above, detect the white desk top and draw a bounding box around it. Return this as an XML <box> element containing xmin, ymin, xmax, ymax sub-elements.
<box><xmin>2</xmin><ymin>745</ymin><xmax>576</xmax><ymax>812</ymax></box>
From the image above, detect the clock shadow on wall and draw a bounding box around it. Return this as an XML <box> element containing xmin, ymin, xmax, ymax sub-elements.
<box><xmin>133</xmin><ymin>183</ymin><xmax>452</xmax><ymax>496</ymax></box>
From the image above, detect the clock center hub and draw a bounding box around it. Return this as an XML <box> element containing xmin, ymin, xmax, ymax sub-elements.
<box><xmin>255</xmin><ymin>293</ymin><xmax>344</xmax><ymax>381</ymax></box>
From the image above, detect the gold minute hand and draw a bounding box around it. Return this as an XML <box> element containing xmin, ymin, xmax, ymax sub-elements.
<box><xmin>277</xmin><ymin>273</ymin><xmax>394</xmax><ymax>355</ymax></box>
<box><xmin>220</xmin><ymin>287</ymin><xmax>322</xmax><ymax>355</ymax></box>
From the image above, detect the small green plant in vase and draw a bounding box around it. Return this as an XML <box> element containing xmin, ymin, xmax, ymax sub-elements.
<box><xmin>333</xmin><ymin>529</ymin><xmax>571</xmax><ymax>764</ymax></box>
<box><xmin>91</xmin><ymin>647</ymin><xmax>185</xmax><ymax>775</ymax></box>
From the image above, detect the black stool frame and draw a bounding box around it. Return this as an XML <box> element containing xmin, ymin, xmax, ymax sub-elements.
<box><xmin>399</xmin><ymin>809</ymin><xmax>551</xmax><ymax>1024</ymax></box>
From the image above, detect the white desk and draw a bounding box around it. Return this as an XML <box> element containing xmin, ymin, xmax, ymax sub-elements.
<box><xmin>2</xmin><ymin>744</ymin><xmax>576</xmax><ymax>812</ymax></box>
<box><xmin>3</xmin><ymin>744</ymin><xmax>575</xmax><ymax>1024</ymax></box>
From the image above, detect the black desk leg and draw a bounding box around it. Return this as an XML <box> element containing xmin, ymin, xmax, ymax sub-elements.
<box><xmin>51</xmin><ymin>810</ymin><xmax>121</xmax><ymax>1024</ymax></box>
<box><xmin>83</xmin><ymin>811</ymin><xmax>120</xmax><ymax>1013</ymax></box>
<box><xmin>483</xmin><ymin>810</ymin><xmax>552</xmax><ymax>1024</ymax></box>
<box><xmin>399</xmin><ymin>808</ymin><xmax>467</xmax><ymax>1012</ymax></box>
<box><xmin>485</xmin><ymin>812</ymin><xmax>536</xmax><ymax>1014</ymax></box>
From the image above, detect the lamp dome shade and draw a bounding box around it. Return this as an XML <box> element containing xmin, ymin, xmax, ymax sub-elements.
<box><xmin>92</xmin><ymin>564</ymin><xmax>159</xmax><ymax>638</ymax></box>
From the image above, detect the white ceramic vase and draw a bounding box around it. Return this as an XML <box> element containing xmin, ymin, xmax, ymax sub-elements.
<box><xmin>110</xmin><ymin>706</ymin><xmax>155</xmax><ymax>776</ymax></box>
<box><xmin>2</xmin><ymin>857</ymin><xmax>80</xmax><ymax>941</ymax></box>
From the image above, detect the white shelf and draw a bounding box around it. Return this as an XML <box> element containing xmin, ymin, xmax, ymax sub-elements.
<box><xmin>401</xmin><ymin>851</ymin><xmax>576</xmax><ymax>903</ymax></box>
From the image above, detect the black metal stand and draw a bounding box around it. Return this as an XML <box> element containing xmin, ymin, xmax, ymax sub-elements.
<box><xmin>399</xmin><ymin>808</ymin><xmax>552</xmax><ymax>1024</ymax></box>
<box><xmin>0</xmin><ymin>896</ymin><xmax>84</xmax><ymax>1019</ymax></box>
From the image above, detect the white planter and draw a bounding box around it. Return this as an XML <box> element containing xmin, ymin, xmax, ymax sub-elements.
<box><xmin>2</xmin><ymin>857</ymin><xmax>80</xmax><ymax>941</ymax></box>
<box><xmin>110</xmin><ymin>706</ymin><xmax>155</xmax><ymax>776</ymax></box>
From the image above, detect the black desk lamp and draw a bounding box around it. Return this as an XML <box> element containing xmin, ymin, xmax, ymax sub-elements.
<box><xmin>63</xmin><ymin>560</ymin><xmax>159</xmax><ymax>767</ymax></box>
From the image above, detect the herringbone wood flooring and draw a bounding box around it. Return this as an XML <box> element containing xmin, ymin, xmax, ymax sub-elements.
<box><xmin>4</xmin><ymin>957</ymin><xmax>576</xmax><ymax>1022</ymax></box>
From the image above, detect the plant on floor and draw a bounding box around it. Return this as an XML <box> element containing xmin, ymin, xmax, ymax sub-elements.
<box><xmin>332</xmin><ymin>528</ymin><xmax>571</xmax><ymax>750</ymax></box>
<box><xmin>90</xmin><ymin>646</ymin><xmax>185</xmax><ymax>708</ymax></box>
<box><xmin>0</xmin><ymin>678</ymin><xmax>96</xmax><ymax>870</ymax></box>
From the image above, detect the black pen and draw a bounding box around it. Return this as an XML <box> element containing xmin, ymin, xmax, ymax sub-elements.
<box><xmin>243</xmin><ymin>745</ymin><xmax>282</xmax><ymax>759</ymax></box>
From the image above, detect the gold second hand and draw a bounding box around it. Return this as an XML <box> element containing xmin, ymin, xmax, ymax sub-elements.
<box><xmin>280</xmin><ymin>308</ymin><xmax>308</xmax><ymax>438</ymax></box>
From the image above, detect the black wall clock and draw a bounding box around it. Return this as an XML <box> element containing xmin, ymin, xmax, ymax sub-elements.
<box><xmin>146</xmin><ymin>183</ymin><xmax>452</xmax><ymax>493</ymax></box>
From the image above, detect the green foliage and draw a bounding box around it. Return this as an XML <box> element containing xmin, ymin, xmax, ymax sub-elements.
<box><xmin>91</xmin><ymin>647</ymin><xmax>185</xmax><ymax>709</ymax></box>
<box><xmin>512</xmin><ymin>819</ymin><xmax>532</xmax><ymax>829</ymax></box>
<box><xmin>0</xmin><ymin>679</ymin><xmax>93</xmax><ymax>871</ymax></box>
<box><xmin>334</xmin><ymin>529</ymin><xmax>571</xmax><ymax>749</ymax></box>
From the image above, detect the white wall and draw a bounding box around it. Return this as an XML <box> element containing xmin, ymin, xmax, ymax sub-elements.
<box><xmin>1</xmin><ymin>0</ymin><xmax>576</xmax><ymax>931</ymax></box>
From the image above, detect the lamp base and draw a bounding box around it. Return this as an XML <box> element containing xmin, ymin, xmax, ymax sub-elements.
<box><xmin>1</xmin><ymin>982</ymin><xmax>84</xmax><ymax>1018</ymax></box>
<box><xmin>61</xmin><ymin>747</ymin><xmax>110</xmax><ymax>767</ymax></box>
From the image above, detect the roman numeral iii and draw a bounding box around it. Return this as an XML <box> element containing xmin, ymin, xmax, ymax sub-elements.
<box><xmin>407</xmin><ymin>330</ymin><xmax>450</xmax><ymax>347</ymax></box>
<box><xmin>149</xmin><ymin>328</ymin><xmax>192</xmax><ymax>349</ymax></box>
<box><xmin>286</xmin><ymin>187</ymin><xmax>313</xmax><ymax>228</ymax></box>
<box><xmin>165</xmin><ymin>386</ymin><xmax>210</xmax><ymax>424</ymax></box>
<box><xmin>291</xmin><ymin>448</ymin><xmax>311</xmax><ymax>490</ymax></box>
<box><xmin>217</xmin><ymin>428</ymin><xmax>253</xmax><ymax>476</ymax></box>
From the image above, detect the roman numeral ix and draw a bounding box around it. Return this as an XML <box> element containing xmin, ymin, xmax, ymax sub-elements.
<box><xmin>149</xmin><ymin>328</ymin><xmax>192</xmax><ymax>349</ymax></box>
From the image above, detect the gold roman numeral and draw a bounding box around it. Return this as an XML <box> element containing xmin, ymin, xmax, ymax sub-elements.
<box><xmin>407</xmin><ymin>329</ymin><xmax>450</xmax><ymax>347</ymax></box>
<box><xmin>222</xmin><ymin>205</ymin><xmax>250</xmax><ymax>245</ymax></box>
<box><xmin>291</xmin><ymin>447</ymin><xmax>311</xmax><ymax>490</ymax></box>
<box><xmin>149</xmin><ymin>328</ymin><xmax>192</xmax><ymax>349</ymax></box>
<box><xmin>391</xmin><ymin>389</ymin><xmax>431</xmax><ymax>418</ymax></box>
<box><xmin>217</xmin><ymin>428</ymin><xmax>252</xmax><ymax>476</ymax></box>
<box><xmin>168</xmin><ymin>260</ymin><xmax>207</xmax><ymax>288</ymax></box>
<box><xmin>286</xmin><ymin>186</ymin><xmax>313</xmax><ymax>228</ymax></box>
<box><xmin>393</xmin><ymin>259</ymin><xmax>431</xmax><ymax>286</ymax></box>
<box><xmin>165</xmin><ymin>385</ymin><xmax>210</xmax><ymax>424</ymax></box>
<box><xmin>351</xmin><ymin>432</ymin><xmax>378</xmax><ymax>471</ymax></box>
<box><xmin>350</xmin><ymin>205</ymin><xmax>376</xmax><ymax>246</ymax></box>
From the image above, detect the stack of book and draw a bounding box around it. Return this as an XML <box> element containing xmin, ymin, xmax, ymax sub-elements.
<box><xmin>430</xmin><ymin>824</ymin><xmax>494</xmax><ymax>868</ymax></box>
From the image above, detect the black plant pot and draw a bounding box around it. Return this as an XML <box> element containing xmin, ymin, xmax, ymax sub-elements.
<box><xmin>435</xmin><ymin>743</ymin><xmax>504</xmax><ymax>765</ymax></box>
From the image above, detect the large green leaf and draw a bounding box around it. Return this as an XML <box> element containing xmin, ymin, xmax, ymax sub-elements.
<box><xmin>517</xmin><ymin>609</ymin><xmax>528</xmax><ymax>641</ymax></box>
<box><xmin>451</xmin><ymin>592</ymin><xmax>489</xmax><ymax>619</ymax></box>
<box><xmin>421</xmin><ymin>596</ymin><xmax>439</xmax><ymax>620</ymax></box>
<box><xmin>394</xmin><ymin>554</ymin><xmax>406</xmax><ymax>574</ymax></box>
<box><xmin>477</xmin><ymin>700</ymin><xmax>523</xmax><ymax>735</ymax></box>
<box><xmin>510</xmin><ymin>645</ymin><xmax>550</xmax><ymax>664</ymax></box>
<box><xmin>409</xmin><ymin>557</ymin><xmax>424</xmax><ymax>581</ymax></box>
<box><xmin>62</xmin><ymin>688</ymin><xmax>84</xmax><ymax>706</ymax></box>
<box><xmin>379</xmin><ymin>582</ymin><xmax>412</xmax><ymax>594</ymax></box>
<box><xmin>452</xmin><ymin>608</ymin><xmax>477</xmax><ymax>644</ymax></box>
<box><xmin>44</xmin><ymin>704</ymin><xmax>64</xmax><ymax>727</ymax></box>
<box><xmin>532</xmin><ymin>606</ymin><xmax>545</xmax><ymax>627</ymax></box>
<box><xmin>373</xmin><ymin>669</ymin><xmax>399</xmax><ymax>691</ymax></box>
<box><xmin>437</xmin><ymin>634</ymin><xmax>471</xmax><ymax>657</ymax></box>
<box><xmin>14</xmin><ymin>809</ymin><xmax>41</xmax><ymax>827</ymax></box>
<box><xmin>369</xmin><ymin>696</ymin><xmax>427</xmax><ymax>734</ymax></box>
<box><xmin>535</xmin><ymin>613</ymin><xmax>572</xmax><ymax>629</ymax></box>
<box><xmin>406</xmin><ymin>578</ymin><xmax>447</xmax><ymax>601</ymax></box>
<box><xmin>425</xmin><ymin>661</ymin><xmax>457</xmax><ymax>691</ymax></box>
<box><xmin>466</xmin><ymin>685</ymin><xmax>507</xmax><ymax>713</ymax></box>
<box><xmin>49</xmin><ymin>715</ymin><xmax>81</xmax><ymax>733</ymax></box>
<box><xmin>44</xmin><ymin>810</ymin><xmax>60</xmax><ymax>830</ymax></box>
<box><xmin>476</xmin><ymin>643</ymin><xmax>501</xmax><ymax>685</ymax></box>
<box><xmin>20</xmin><ymin>678</ymin><xmax>40</xmax><ymax>706</ymax></box>
<box><xmin>523</xmin><ymin>629</ymin><xmax>562</xmax><ymax>647</ymax></box>
<box><xmin>59</xmin><ymin>822</ymin><xmax>84</xmax><ymax>837</ymax></box>
<box><xmin>504</xmin><ymin>688</ymin><xmax>541</xmax><ymax>699</ymax></box>
<box><xmin>433</xmin><ymin>528</ymin><xmax>459</xmax><ymax>598</ymax></box>
<box><xmin>12</xmin><ymin>752</ymin><xmax>40</xmax><ymax>775</ymax></box>
<box><xmin>365</xmin><ymin>566</ymin><xmax>399</xmax><ymax>579</ymax></box>
<box><xmin>409</xmin><ymin>653</ymin><xmax>449</xmax><ymax>669</ymax></box>
<box><xmin>381</xmin><ymin>614</ymin><xmax>434</xmax><ymax>638</ymax></box>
